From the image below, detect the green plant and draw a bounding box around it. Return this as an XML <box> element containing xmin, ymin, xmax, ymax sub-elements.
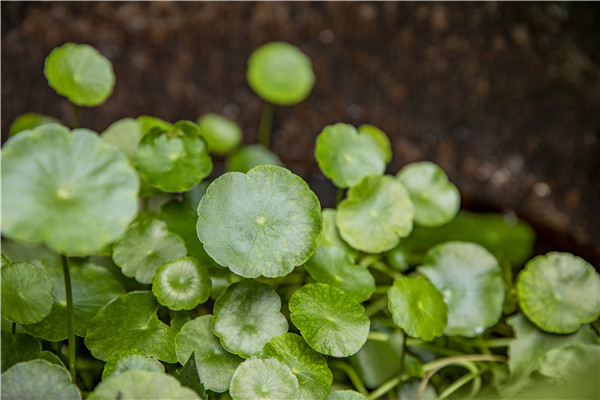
<box><xmin>1</xmin><ymin>41</ymin><xmax>599</xmax><ymax>400</ymax></box>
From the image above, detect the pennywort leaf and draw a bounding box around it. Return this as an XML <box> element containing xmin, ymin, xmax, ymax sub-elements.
<box><xmin>319</xmin><ymin>209</ymin><xmax>358</xmax><ymax>259</ymax></box>
<box><xmin>197</xmin><ymin>113</ymin><xmax>242</xmax><ymax>155</ymax></box>
<box><xmin>1</xmin><ymin>359</ymin><xmax>81</xmax><ymax>400</ymax></box>
<box><xmin>357</xmin><ymin>124</ymin><xmax>392</xmax><ymax>163</ymax></box>
<box><xmin>226</xmin><ymin>144</ymin><xmax>283</xmax><ymax>173</ymax></box>
<box><xmin>9</xmin><ymin>113</ymin><xmax>59</xmax><ymax>137</ymax></box>
<box><xmin>101</xmin><ymin>117</ymin><xmax>143</xmax><ymax>160</ymax></box>
<box><xmin>152</xmin><ymin>256</ymin><xmax>211</xmax><ymax>311</ymax></box>
<box><xmin>1</xmin><ymin>332</ymin><xmax>42</xmax><ymax>372</ymax></box>
<box><xmin>101</xmin><ymin>350</ymin><xmax>164</xmax><ymax>380</ymax></box>
<box><xmin>230</xmin><ymin>356</ymin><xmax>300</xmax><ymax>400</ymax></box>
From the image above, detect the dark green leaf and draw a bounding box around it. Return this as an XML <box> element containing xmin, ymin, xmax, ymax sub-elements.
<box><xmin>1</xmin><ymin>332</ymin><xmax>41</xmax><ymax>372</ymax></box>
<box><xmin>177</xmin><ymin>352</ymin><xmax>208</xmax><ymax>399</ymax></box>
<box><xmin>1</xmin><ymin>261</ymin><xmax>53</xmax><ymax>324</ymax></box>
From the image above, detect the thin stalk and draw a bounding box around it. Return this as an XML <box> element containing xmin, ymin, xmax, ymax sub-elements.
<box><xmin>71</xmin><ymin>103</ymin><xmax>80</xmax><ymax>129</ymax></box>
<box><xmin>370</xmin><ymin>261</ymin><xmax>402</xmax><ymax>280</ymax></box>
<box><xmin>330</xmin><ymin>361</ymin><xmax>368</xmax><ymax>396</ymax></box>
<box><xmin>61</xmin><ymin>255</ymin><xmax>76</xmax><ymax>379</ymax></box>
<box><xmin>374</xmin><ymin>285</ymin><xmax>391</xmax><ymax>294</ymax></box>
<box><xmin>399</xmin><ymin>331</ymin><xmax>408</xmax><ymax>377</ymax></box>
<box><xmin>364</xmin><ymin>296</ymin><xmax>389</xmax><ymax>318</ymax></box>
<box><xmin>367</xmin><ymin>331</ymin><xmax>389</xmax><ymax>342</ymax></box>
<box><xmin>11</xmin><ymin>322</ymin><xmax>16</xmax><ymax>335</ymax></box>
<box><xmin>336</xmin><ymin>188</ymin><xmax>344</xmax><ymax>205</ymax></box>
<box><xmin>358</xmin><ymin>254</ymin><xmax>380</xmax><ymax>268</ymax></box>
<box><xmin>438</xmin><ymin>365</ymin><xmax>490</xmax><ymax>400</ymax></box>
<box><xmin>258</xmin><ymin>102</ymin><xmax>274</xmax><ymax>148</ymax></box>
<box><xmin>476</xmin><ymin>337</ymin><xmax>514</xmax><ymax>348</ymax></box>
<box><xmin>367</xmin><ymin>374</ymin><xmax>409</xmax><ymax>400</ymax></box>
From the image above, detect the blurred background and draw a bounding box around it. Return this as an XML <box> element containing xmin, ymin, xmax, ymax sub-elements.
<box><xmin>2</xmin><ymin>2</ymin><xmax>599</xmax><ymax>266</ymax></box>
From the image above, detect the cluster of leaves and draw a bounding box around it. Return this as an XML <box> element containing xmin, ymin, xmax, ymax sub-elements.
<box><xmin>1</xmin><ymin>42</ymin><xmax>599</xmax><ymax>400</ymax></box>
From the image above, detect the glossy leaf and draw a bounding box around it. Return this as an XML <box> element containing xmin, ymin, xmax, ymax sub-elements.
<box><xmin>212</xmin><ymin>280</ymin><xmax>288</xmax><ymax>358</ymax></box>
<box><xmin>175</xmin><ymin>315</ymin><xmax>243</xmax><ymax>392</ymax></box>
<box><xmin>197</xmin><ymin>165</ymin><xmax>322</xmax><ymax>278</ymax></box>
<box><xmin>134</xmin><ymin>120</ymin><xmax>212</xmax><ymax>192</ymax></box>
<box><xmin>226</xmin><ymin>144</ymin><xmax>283</xmax><ymax>173</ymax></box>
<box><xmin>1</xmin><ymin>360</ymin><xmax>81</xmax><ymax>400</ymax></box>
<box><xmin>9</xmin><ymin>113</ymin><xmax>59</xmax><ymax>137</ymax></box>
<box><xmin>197</xmin><ymin>113</ymin><xmax>242</xmax><ymax>155</ymax></box>
<box><xmin>315</xmin><ymin>123</ymin><xmax>386</xmax><ymax>188</ymax></box>
<box><xmin>112</xmin><ymin>219</ymin><xmax>187</xmax><ymax>284</ymax></box>
<box><xmin>85</xmin><ymin>291</ymin><xmax>178</xmax><ymax>363</ymax></box>
<box><xmin>262</xmin><ymin>333</ymin><xmax>333</xmax><ymax>400</ymax></box>
<box><xmin>1</xmin><ymin>124</ymin><xmax>139</xmax><ymax>256</ymax></box>
<box><xmin>517</xmin><ymin>252</ymin><xmax>600</xmax><ymax>334</ymax></box>
<box><xmin>358</xmin><ymin>124</ymin><xmax>392</xmax><ymax>163</ymax></box>
<box><xmin>44</xmin><ymin>42</ymin><xmax>115</xmax><ymax>106</ymax></box>
<box><xmin>396</xmin><ymin>161</ymin><xmax>460</xmax><ymax>227</ymax></box>
<box><xmin>337</xmin><ymin>175</ymin><xmax>414</xmax><ymax>253</ymax></box>
<box><xmin>153</xmin><ymin>256</ymin><xmax>211</xmax><ymax>311</ymax></box>
<box><xmin>101</xmin><ymin>117</ymin><xmax>143</xmax><ymax>160</ymax></box>
<box><xmin>101</xmin><ymin>350</ymin><xmax>164</xmax><ymax>380</ymax></box>
<box><xmin>304</xmin><ymin>246</ymin><xmax>375</xmax><ymax>302</ymax></box>
<box><xmin>289</xmin><ymin>283</ymin><xmax>370</xmax><ymax>357</ymax></box>
<box><xmin>388</xmin><ymin>276</ymin><xmax>447</xmax><ymax>341</ymax></box>
<box><xmin>319</xmin><ymin>209</ymin><xmax>358</xmax><ymax>259</ymax></box>
<box><xmin>1</xmin><ymin>261</ymin><xmax>53</xmax><ymax>324</ymax></box>
<box><xmin>230</xmin><ymin>356</ymin><xmax>300</xmax><ymax>400</ymax></box>
<box><xmin>247</xmin><ymin>41</ymin><xmax>315</xmax><ymax>105</ymax></box>
<box><xmin>418</xmin><ymin>242</ymin><xmax>504</xmax><ymax>337</ymax></box>
<box><xmin>326</xmin><ymin>391</ymin><xmax>367</xmax><ymax>400</ymax></box>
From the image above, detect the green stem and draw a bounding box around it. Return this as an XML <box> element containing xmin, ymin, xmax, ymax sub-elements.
<box><xmin>438</xmin><ymin>365</ymin><xmax>489</xmax><ymax>400</ymax></box>
<box><xmin>370</xmin><ymin>261</ymin><xmax>402</xmax><ymax>280</ymax></box>
<box><xmin>367</xmin><ymin>374</ymin><xmax>409</xmax><ymax>400</ymax></box>
<box><xmin>367</xmin><ymin>331</ymin><xmax>390</xmax><ymax>342</ymax></box>
<box><xmin>258</xmin><ymin>102</ymin><xmax>274</xmax><ymax>148</ymax></box>
<box><xmin>364</xmin><ymin>296</ymin><xmax>389</xmax><ymax>318</ymax></box>
<box><xmin>358</xmin><ymin>254</ymin><xmax>380</xmax><ymax>268</ymax></box>
<box><xmin>61</xmin><ymin>255</ymin><xmax>76</xmax><ymax>379</ymax></box>
<box><xmin>71</xmin><ymin>103</ymin><xmax>80</xmax><ymax>129</ymax></box>
<box><xmin>407</xmin><ymin>340</ymin><xmax>464</xmax><ymax>357</ymax></box>
<box><xmin>336</xmin><ymin>188</ymin><xmax>345</xmax><ymax>205</ymax></box>
<box><xmin>399</xmin><ymin>331</ymin><xmax>408</xmax><ymax>377</ymax></box>
<box><xmin>330</xmin><ymin>361</ymin><xmax>368</xmax><ymax>396</ymax></box>
<box><xmin>374</xmin><ymin>285</ymin><xmax>391</xmax><ymax>294</ymax></box>
<box><xmin>477</xmin><ymin>337</ymin><xmax>514</xmax><ymax>348</ymax></box>
<box><xmin>11</xmin><ymin>322</ymin><xmax>16</xmax><ymax>335</ymax></box>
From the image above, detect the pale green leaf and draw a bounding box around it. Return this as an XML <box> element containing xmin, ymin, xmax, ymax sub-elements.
<box><xmin>357</xmin><ymin>124</ymin><xmax>392</xmax><ymax>163</ymax></box>
<box><xmin>152</xmin><ymin>256</ymin><xmax>211</xmax><ymax>311</ymax></box>
<box><xmin>101</xmin><ymin>117</ymin><xmax>143</xmax><ymax>160</ymax></box>
<box><xmin>226</xmin><ymin>144</ymin><xmax>283</xmax><ymax>173</ymax></box>
<box><xmin>1</xmin><ymin>262</ymin><xmax>53</xmax><ymax>325</ymax></box>
<box><xmin>538</xmin><ymin>343</ymin><xmax>600</xmax><ymax>383</ymax></box>
<box><xmin>1</xmin><ymin>359</ymin><xmax>81</xmax><ymax>400</ymax></box>
<box><xmin>197</xmin><ymin>113</ymin><xmax>242</xmax><ymax>155</ymax></box>
<box><xmin>230</xmin><ymin>356</ymin><xmax>300</xmax><ymax>400</ymax></box>
<box><xmin>9</xmin><ymin>113</ymin><xmax>59</xmax><ymax>137</ymax></box>
<box><xmin>318</xmin><ymin>209</ymin><xmax>358</xmax><ymax>259</ymax></box>
<box><xmin>101</xmin><ymin>350</ymin><xmax>164</xmax><ymax>380</ymax></box>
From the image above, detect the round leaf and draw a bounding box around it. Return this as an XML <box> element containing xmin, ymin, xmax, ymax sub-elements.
<box><xmin>1</xmin><ymin>262</ymin><xmax>53</xmax><ymax>324</ymax></box>
<box><xmin>289</xmin><ymin>283</ymin><xmax>370</xmax><ymax>357</ymax></box>
<box><xmin>358</xmin><ymin>124</ymin><xmax>392</xmax><ymax>163</ymax></box>
<box><xmin>337</xmin><ymin>175</ymin><xmax>414</xmax><ymax>253</ymax></box>
<box><xmin>9</xmin><ymin>113</ymin><xmax>59</xmax><ymax>137</ymax></box>
<box><xmin>226</xmin><ymin>144</ymin><xmax>283</xmax><ymax>173</ymax></box>
<box><xmin>89</xmin><ymin>370</ymin><xmax>199</xmax><ymax>400</ymax></box>
<box><xmin>517</xmin><ymin>252</ymin><xmax>600</xmax><ymax>334</ymax></box>
<box><xmin>134</xmin><ymin>120</ymin><xmax>212</xmax><ymax>192</ymax></box>
<box><xmin>1</xmin><ymin>360</ymin><xmax>81</xmax><ymax>400</ymax></box>
<box><xmin>396</xmin><ymin>161</ymin><xmax>460</xmax><ymax>227</ymax></box>
<box><xmin>1</xmin><ymin>124</ymin><xmax>139</xmax><ymax>255</ymax></box>
<box><xmin>112</xmin><ymin>219</ymin><xmax>187</xmax><ymax>284</ymax></box>
<box><xmin>175</xmin><ymin>315</ymin><xmax>243</xmax><ymax>392</ymax></box>
<box><xmin>418</xmin><ymin>242</ymin><xmax>505</xmax><ymax>337</ymax></box>
<box><xmin>85</xmin><ymin>291</ymin><xmax>178</xmax><ymax>363</ymax></box>
<box><xmin>230</xmin><ymin>356</ymin><xmax>300</xmax><ymax>400</ymax></box>
<box><xmin>1</xmin><ymin>332</ymin><xmax>42</xmax><ymax>372</ymax></box>
<box><xmin>197</xmin><ymin>165</ymin><xmax>322</xmax><ymax>278</ymax></box>
<box><xmin>44</xmin><ymin>42</ymin><xmax>115</xmax><ymax>106</ymax></box>
<box><xmin>388</xmin><ymin>276</ymin><xmax>447</xmax><ymax>341</ymax></box>
<box><xmin>101</xmin><ymin>118</ymin><xmax>143</xmax><ymax>160</ymax></box>
<box><xmin>101</xmin><ymin>350</ymin><xmax>164</xmax><ymax>380</ymax></box>
<box><xmin>197</xmin><ymin>113</ymin><xmax>242</xmax><ymax>155</ymax></box>
<box><xmin>326</xmin><ymin>391</ymin><xmax>368</xmax><ymax>400</ymax></box>
<box><xmin>304</xmin><ymin>246</ymin><xmax>375</xmax><ymax>302</ymax></box>
<box><xmin>262</xmin><ymin>333</ymin><xmax>333</xmax><ymax>400</ymax></box>
<box><xmin>318</xmin><ymin>209</ymin><xmax>358</xmax><ymax>259</ymax></box>
<box><xmin>247</xmin><ymin>41</ymin><xmax>315</xmax><ymax>105</ymax></box>
<box><xmin>315</xmin><ymin>123</ymin><xmax>387</xmax><ymax>188</ymax></box>
<box><xmin>538</xmin><ymin>343</ymin><xmax>600</xmax><ymax>382</ymax></box>
<box><xmin>153</xmin><ymin>256</ymin><xmax>211</xmax><ymax>311</ymax></box>
<box><xmin>23</xmin><ymin>257</ymin><xmax>125</xmax><ymax>340</ymax></box>
<box><xmin>212</xmin><ymin>280</ymin><xmax>288</xmax><ymax>358</ymax></box>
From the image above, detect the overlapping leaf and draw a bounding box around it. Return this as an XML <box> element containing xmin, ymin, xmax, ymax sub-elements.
<box><xmin>229</xmin><ymin>356</ymin><xmax>300</xmax><ymax>400</ymax></box>
<box><xmin>101</xmin><ymin>350</ymin><xmax>164</xmax><ymax>380</ymax></box>
<box><xmin>197</xmin><ymin>113</ymin><xmax>242</xmax><ymax>155</ymax></box>
<box><xmin>1</xmin><ymin>360</ymin><xmax>81</xmax><ymax>400</ymax></box>
<box><xmin>152</xmin><ymin>256</ymin><xmax>211</xmax><ymax>311</ymax></box>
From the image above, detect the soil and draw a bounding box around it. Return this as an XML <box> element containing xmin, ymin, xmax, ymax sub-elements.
<box><xmin>2</xmin><ymin>2</ymin><xmax>599</xmax><ymax>266</ymax></box>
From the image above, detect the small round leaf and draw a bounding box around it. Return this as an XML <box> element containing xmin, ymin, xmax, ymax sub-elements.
<box><xmin>517</xmin><ymin>252</ymin><xmax>600</xmax><ymax>334</ymax></box>
<box><xmin>175</xmin><ymin>315</ymin><xmax>243</xmax><ymax>392</ymax></box>
<box><xmin>418</xmin><ymin>242</ymin><xmax>504</xmax><ymax>337</ymax></box>
<box><xmin>315</xmin><ymin>123</ymin><xmax>387</xmax><ymax>188</ymax></box>
<box><xmin>9</xmin><ymin>113</ymin><xmax>59</xmax><ymax>137</ymax></box>
<box><xmin>1</xmin><ymin>124</ymin><xmax>139</xmax><ymax>256</ymax></box>
<box><xmin>337</xmin><ymin>175</ymin><xmax>414</xmax><ymax>253</ymax></box>
<box><xmin>102</xmin><ymin>350</ymin><xmax>164</xmax><ymax>380</ymax></box>
<box><xmin>388</xmin><ymin>276</ymin><xmax>447</xmax><ymax>341</ymax></box>
<box><xmin>289</xmin><ymin>283</ymin><xmax>370</xmax><ymax>357</ymax></box>
<box><xmin>319</xmin><ymin>209</ymin><xmax>358</xmax><ymax>259</ymax></box>
<box><xmin>152</xmin><ymin>257</ymin><xmax>211</xmax><ymax>311</ymax></box>
<box><xmin>396</xmin><ymin>161</ymin><xmax>460</xmax><ymax>227</ymax></box>
<box><xmin>197</xmin><ymin>113</ymin><xmax>242</xmax><ymax>155</ymax></box>
<box><xmin>2</xmin><ymin>360</ymin><xmax>81</xmax><ymax>400</ymax></box>
<box><xmin>247</xmin><ymin>42</ymin><xmax>315</xmax><ymax>105</ymax></box>
<box><xmin>44</xmin><ymin>43</ymin><xmax>115</xmax><ymax>107</ymax></box>
<box><xmin>197</xmin><ymin>165</ymin><xmax>322</xmax><ymax>278</ymax></box>
<box><xmin>112</xmin><ymin>219</ymin><xmax>187</xmax><ymax>284</ymax></box>
<box><xmin>101</xmin><ymin>118</ymin><xmax>143</xmax><ymax>160</ymax></box>
<box><xmin>230</xmin><ymin>356</ymin><xmax>300</xmax><ymax>400</ymax></box>
<box><xmin>212</xmin><ymin>280</ymin><xmax>288</xmax><ymax>358</ymax></box>
<box><xmin>1</xmin><ymin>262</ymin><xmax>53</xmax><ymax>324</ymax></box>
<box><xmin>358</xmin><ymin>124</ymin><xmax>392</xmax><ymax>163</ymax></box>
<box><xmin>226</xmin><ymin>144</ymin><xmax>283</xmax><ymax>173</ymax></box>
<box><xmin>89</xmin><ymin>370</ymin><xmax>199</xmax><ymax>400</ymax></box>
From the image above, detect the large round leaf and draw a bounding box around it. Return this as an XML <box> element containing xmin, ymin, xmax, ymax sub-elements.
<box><xmin>247</xmin><ymin>42</ymin><xmax>315</xmax><ymax>105</ymax></box>
<box><xmin>387</xmin><ymin>276</ymin><xmax>447</xmax><ymax>341</ymax></box>
<box><xmin>44</xmin><ymin>42</ymin><xmax>115</xmax><ymax>106</ymax></box>
<box><xmin>1</xmin><ymin>360</ymin><xmax>81</xmax><ymax>400</ymax></box>
<box><xmin>263</xmin><ymin>333</ymin><xmax>333</xmax><ymax>400</ymax></box>
<box><xmin>134</xmin><ymin>120</ymin><xmax>212</xmax><ymax>192</ymax></box>
<box><xmin>418</xmin><ymin>242</ymin><xmax>504</xmax><ymax>337</ymax></box>
<box><xmin>85</xmin><ymin>291</ymin><xmax>178</xmax><ymax>363</ymax></box>
<box><xmin>88</xmin><ymin>370</ymin><xmax>199</xmax><ymax>400</ymax></box>
<box><xmin>230</xmin><ymin>356</ymin><xmax>300</xmax><ymax>400</ymax></box>
<box><xmin>396</xmin><ymin>161</ymin><xmax>460</xmax><ymax>227</ymax></box>
<box><xmin>1</xmin><ymin>261</ymin><xmax>53</xmax><ymax>324</ymax></box>
<box><xmin>226</xmin><ymin>144</ymin><xmax>283</xmax><ymax>173</ymax></box>
<box><xmin>319</xmin><ymin>209</ymin><xmax>358</xmax><ymax>259</ymax></box>
<box><xmin>112</xmin><ymin>219</ymin><xmax>187</xmax><ymax>284</ymax></box>
<box><xmin>101</xmin><ymin>350</ymin><xmax>164</xmax><ymax>380</ymax></box>
<box><xmin>304</xmin><ymin>246</ymin><xmax>374</xmax><ymax>303</ymax></box>
<box><xmin>212</xmin><ymin>280</ymin><xmax>288</xmax><ymax>358</ymax></box>
<box><xmin>197</xmin><ymin>113</ymin><xmax>242</xmax><ymax>155</ymax></box>
<box><xmin>1</xmin><ymin>124</ymin><xmax>139</xmax><ymax>256</ymax></box>
<box><xmin>289</xmin><ymin>283</ymin><xmax>370</xmax><ymax>357</ymax></box>
<box><xmin>337</xmin><ymin>175</ymin><xmax>414</xmax><ymax>253</ymax></box>
<box><xmin>197</xmin><ymin>165</ymin><xmax>322</xmax><ymax>278</ymax></box>
<box><xmin>153</xmin><ymin>256</ymin><xmax>211</xmax><ymax>311</ymax></box>
<box><xmin>23</xmin><ymin>257</ymin><xmax>124</xmax><ymax>340</ymax></box>
<box><xmin>315</xmin><ymin>123</ymin><xmax>386</xmax><ymax>188</ymax></box>
<box><xmin>101</xmin><ymin>117</ymin><xmax>143</xmax><ymax>160</ymax></box>
<box><xmin>517</xmin><ymin>252</ymin><xmax>600</xmax><ymax>334</ymax></box>
<box><xmin>175</xmin><ymin>315</ymin><xmax>243</xmax><ymax>392</ymax></box>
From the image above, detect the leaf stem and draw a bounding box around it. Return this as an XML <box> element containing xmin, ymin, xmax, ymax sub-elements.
<box><xmin>374</xmin><ymin>285</ymin><xmax>391</xmax><ymax>294</ymax></box>
<box><xmin>367</xmin><ymin>374</ymin><xmax>409</xmax><ymax>400</ymax></box>
<box><xmin>61</xmin><ymin>254</ymin><xmax>76</xmax><ymax>379</ymax></box>
<box><xmin>364</xmin><ymin>296</ymin><xmax>388</xmax><ymax>318</ymax></box>
<box><xmin>437</xmin><ymin>365</ymin><xmax>490</xmax><ymax>400</ymax></box>
<box><xmin>258</xmin><ymin>101</ymin><xmax>274</xmax><ymax>148</ymax></box>
<box><xmin>399</xmin><ymin>331</ymin><xmax>408</xmax><ymax>377</ymax></box>
<box><xmin>330</xmin><ymin>361</ymin><xmax>368</xmax><ymax>396</ymax></box>
<box><xmin>358</xmin><ymin>254</ymin><xmax>380</xmax><ymax>268</ymax></box>
<box><xmin>476</xmin><ymin>337</ymin><xmax>514</xmax><ymax>348</ymax></box>
<box><xmin>370</xmin><ymin>261</ymin><xmax>402</xmax><ymax>280</ymax></box>
<box><xmin>71</xmin><ymin>103</ymin><xmax>80</xmax><ymax>129</ymax></box>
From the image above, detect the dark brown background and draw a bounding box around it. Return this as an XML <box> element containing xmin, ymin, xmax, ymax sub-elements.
<box><xmin>2</xmin><ymin>2</ymin><xmax>599</xmax><ymax>266</ymax></box>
